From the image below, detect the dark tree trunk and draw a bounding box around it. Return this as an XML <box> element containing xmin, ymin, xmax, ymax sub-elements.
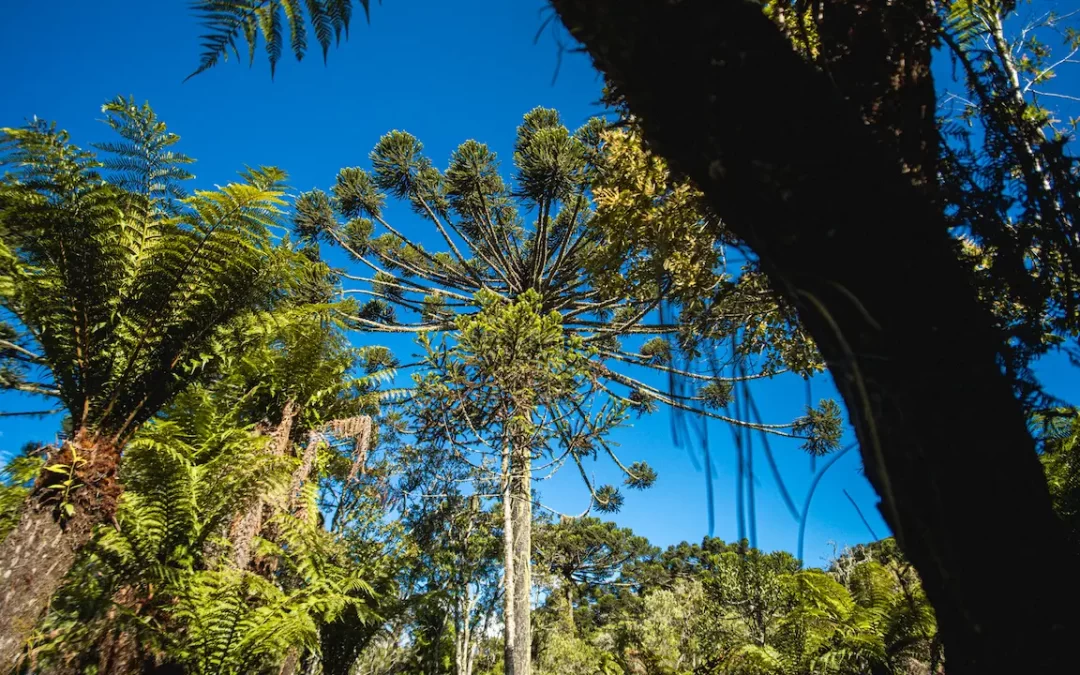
<box><xmin>551</xmin><ymin>0</ymin><xmax>1080</xmax><ymax>672</ymax></box>
<box><xmin>0</xmin><ymin>438</ymin><xmax>121</xmax><ymax>669</ymax></box>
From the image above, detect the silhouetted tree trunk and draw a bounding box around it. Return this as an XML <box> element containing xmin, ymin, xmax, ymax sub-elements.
<box><xmin>552</xmin><ymin>0</ymin><xmax>1079</xmax><ymax>671</ymax></box>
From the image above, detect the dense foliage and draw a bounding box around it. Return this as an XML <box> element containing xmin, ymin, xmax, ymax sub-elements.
<box><xmin>0</xmin><ymin>97</ymin><xmax>895</xmax><ymax>675</ymax></box>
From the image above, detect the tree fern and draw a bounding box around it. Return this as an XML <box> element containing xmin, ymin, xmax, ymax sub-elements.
<box><xmin>18</xmin><ymin>245</ymin><xmax>395</xmax><ymax>672</ymax></box>
<box><xmin>28</xmin><ymin>372</ymin><xmax>381</xmax><ymax>673</ymax></box>
<box><xmin>170</xmin><ymin>570</ymin><xmax>325</xmax><ymax>675</ymax></box>
<box><xmin>1</xmin><ymin>110</ymin><xmax>291</xmax><ymax>446</ymax></box>
<box><xmin>0</xmin><ymin>100</ymin><xmax>305</xmax><ymax>667</ymax></box>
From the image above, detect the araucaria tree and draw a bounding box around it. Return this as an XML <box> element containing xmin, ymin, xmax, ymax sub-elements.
<box><xmin>412</xmin><ymin>289</ymin><xmax>625</xmax><ymax>675</ymax></box>
<box><xmin>296</xmin><ymin>108</ymin><xmax>829</xmax><ymax>674</ymax></box>
<box><xmin>0</xmin><ymin>99</ymin><xmax>294</xmax><ymax>666</ymax></box>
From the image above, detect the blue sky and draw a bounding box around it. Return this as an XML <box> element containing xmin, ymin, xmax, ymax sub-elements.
<box><xmin>2</xmin><ymin>0</ymin><xmax>1076</xmax><ymax>568</ymax></box>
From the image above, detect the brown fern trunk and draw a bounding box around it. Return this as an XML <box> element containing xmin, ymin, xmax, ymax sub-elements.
<box><xmin>230</xmin><ymin>402</ymin><xmax>297</xmax><ymax>570</ymax></box>
<box><xmin>552</xmin><ymin>0</ymin><xmax>1080</xmax><ymax>672</ymax></box>
<box><xmin>97</xmin><ymin>627</ymin><xmax>142</xmax><ymax>675</ymax></box>
<box><xmin>92</xmin><ymin>585</ymin><xmax>148</xmax><ymax>675</ymax></box>
<box><xmin>278</xmin><ymin>648</ymin><xmax>300</xmax><ymax>675</ymax></box>
<box><xmin>0</xmin><ymin>438</ymin><xmax>121</xmax><ymax>669</ymax></box>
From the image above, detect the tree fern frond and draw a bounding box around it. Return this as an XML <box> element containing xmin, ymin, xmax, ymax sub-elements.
<box><xmin>187</xmin><ymin>1</ymin><xmax>264</xmax><ymax>80</ymax></box>
<box><xmin>281</xmin><ymin>0</ymin><xmax>307</xmax><ymax>62</ymax></box>
<box><xmin>95</xmin><ymin>95</ymin><xmax>195</xmax><ymax>217</ymax></box>
<box><xmin>2</xmin><ymin>111</ymin><xmax>294</xmax><ymax>445</ymax></box>
<box><xmin>255</xmin><ymin>1</ymin><xmax>284</xmax><ymax>79</ymax></box>
<box><xmin>187</xmin><ymin>0</ymin><xmax>374</xmax><ymax>77</ymax></box>
<box><xmin>306</xmin><ymin>0</ymin><xmax>334</xmax><ymax>61</ymax></box>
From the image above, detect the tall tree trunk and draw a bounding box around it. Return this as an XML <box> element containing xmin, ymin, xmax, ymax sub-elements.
<box><xmin>500</xmin><ymin>444</ymin><xmax>518</xmax><ymax>675</ymax></box>
<box><xmin>455</xmin><ymin>590</ymin><xmax>474</xmax><ymax>675</ymax></box>
<box><xmin>0</xmin><ymin>437</ymin><xmax>121</xmax><ymax>669</ymax></box>
<box><xmin>509</xmin><ymin>443</ymin><xmax>532</xmax><ymax>675</ymax></box>
<box><xmin>501</xmin><ymin>439</ymin><xmax>533</xmax><ymax>675</ymax></box>
<box><xmin>562</xmin><ymin>582</ymin><xmax>574</xmax><ymax>632</ymax></box>
<box><xmin>551</xmin><ymin>0</ymin><xmax>1080</xmax><ymax>671</ymax></box>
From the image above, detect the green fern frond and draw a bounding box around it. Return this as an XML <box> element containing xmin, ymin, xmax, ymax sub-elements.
<box><xmin>95</xmin><ymin>95</ymin><xmax>195</xmax><ymax>217</ymax></box>
<box><xmin>1</xmin><ymin>113</ymin><xmax>293</xmax><ymax>445</ymax></box>
<box><xmin>255</xmin><ymin>1</ymin><xmax>284</xmax><ymax>78</ymax></box>
<box><xmin>188</xmin><ymin>0</ymin><xmax>373</xmax><ymax>79</ymax></box>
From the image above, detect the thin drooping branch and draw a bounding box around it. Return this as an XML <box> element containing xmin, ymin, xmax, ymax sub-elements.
<box><xmin>599</xmin><ymin>348</ymin><xmax>784</xmax><ymax>383</ymax></box>
<box><xmin>593</xmin><ymin>374</ymin><xmax>794</xmax><ymax>437</ymax></box>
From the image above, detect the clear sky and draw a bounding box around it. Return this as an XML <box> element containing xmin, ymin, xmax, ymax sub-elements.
<box><xmin>2</xmin><ymin>0</ymin><xmax>1076</xmax><ymax>568</ymax></box>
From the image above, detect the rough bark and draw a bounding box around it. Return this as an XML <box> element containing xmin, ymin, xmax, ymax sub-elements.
<box><xmin>501</xmin><ymin>439</ymin><xmax>533</xmax><ymax>675</ymax></box>
<box><xmin>87</xmin><ymin>584</ymin><xmax>148</xmax><ymax>675</ymax></box>
<box><xmin>96</xmin><ymin>624</ymin><xmax>142</xmax><ymax>675</ymax></box>
<box><xmin>509</xmin><ymin>443</ymin><xmax>532</xmax><ymax>675</ymax></box>
<box><xmin>230</xmin><ymin>402</ymin><xmax>297</xmax><ymax>569</ymax></box>
<box><xmin>0</xmin><ymin>504</ymin><xmax>84</xmax><ymax>668</ymax></box>
<box><xmin>551</xmin><ymin>0</ymin><xmax>1080</xmax><ymax>671</ymax></box>
<box><xmin>0</xmin><ymin>438</ymin><xmax>121</xmax><ymax>670</ymax></box>
<box><xmin>500</xmin><ymin>445</ymin><xmax>518</xmax><ymax>675</ymax></box>
<box><xmin>278</xmin><ymin>648</ymin><xmax>300</xmax><ymax>675</ymax></box>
